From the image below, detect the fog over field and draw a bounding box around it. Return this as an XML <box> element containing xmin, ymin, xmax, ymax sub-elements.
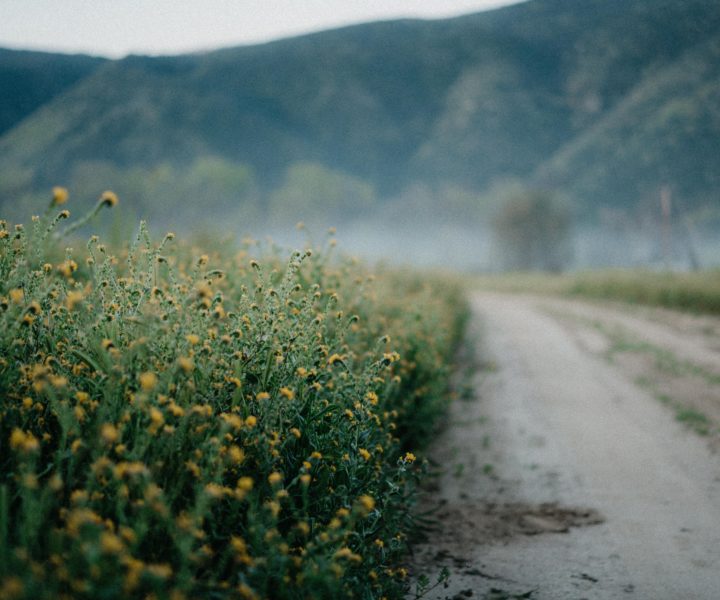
<box><xmin>1</xmin><ymin>0</ymin><xmax>719</xmax><ymax>271</ymax></box>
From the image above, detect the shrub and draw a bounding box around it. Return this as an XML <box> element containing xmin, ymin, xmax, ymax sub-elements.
<box><xmin>0</xmin><ymin>196</ymin><xmax>466</xmax><ymax>599</ymax></box>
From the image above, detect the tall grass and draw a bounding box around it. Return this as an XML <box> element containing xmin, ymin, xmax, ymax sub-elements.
<box><xmin>0</xmin><ymin>195</ymin><xmax>467</xmax><ymax>599</ymax></box>
<box><xmin>473</xmin><ymin>270</ymin><xmax>720</xmax><ymax>315</ymax></box>
<box><xmin>567</xmin><ymin>270</ymin><xmax>720</xmax><ymax>314</ymax></box>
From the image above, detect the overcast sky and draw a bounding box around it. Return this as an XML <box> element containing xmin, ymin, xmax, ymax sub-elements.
<box><xmin>0</xmin><ymin>0</ymin><xmax>525</xmax><ymax>58</ymax></box>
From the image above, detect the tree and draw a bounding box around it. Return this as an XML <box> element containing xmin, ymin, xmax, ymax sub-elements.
<box><xmin>492</xmin><ymin>188</ymin><xmax>572</xmax><ymax>271</ymax></box>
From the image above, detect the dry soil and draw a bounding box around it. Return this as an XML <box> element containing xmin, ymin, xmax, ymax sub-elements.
<box><xmin>410</xmin><ymin>292</ymin><xmax>720</xmax><ymax>600</ymax></box>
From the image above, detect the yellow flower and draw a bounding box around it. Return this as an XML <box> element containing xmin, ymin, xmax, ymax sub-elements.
<box><xmin>256</xmin><ymin>392</ymin><xmax>270</xmax><ymax>401</ymax></box>
<box><xmin>383</xmin><ymin>352</ymin><xmax>398</xmax><ymax>363</ymax></box>
<box><xmin>237</xmin><ymin>583</ymin><xmax>259</xmax><ymax>600</ymax></box>
<box><xmin>119</xmin><ymin>526</ymin><xmax>136</xmax><ymax>544</ymax></box>
<box><xmin>100</xmin><ymin>532</ymin><xmax>124</xmax><ymax>554</ymax></box>
<box><xmin>185</xmin><ymin>461</ymin><xmax>201</xmax><ymax>477</ymax></box>
<box><xmin>221</xmin><ymin>413</ymin><xmax>243</xmax><ymax>430</ymax></box>
<box><xmin>52</xmin><ymin>186</ymin><xmax>69</xmax><ymax>205</ymax></box>
<box><xmin>279</xmin><ymin>387</ymin><xmax>295</xmax><ymax>400</ymax></box>
<box><xmin>366</xmin><ymin>391</ymin><xmax>379</xmax><ymax>405</ymax></box>
<box><xmin>204</xmin><ymin>483</ymin><xmax>226</xmax><ymax>499</ymax></box>
<box><xmin>268</xmin><ymin>472</ymin><xmax>283</xmax><ymax>486</ymax></box>
<box><xmin>74</xmin><ymin>406</ymin><xmax>86</xmax><ymax>422</ymax></box>
<box><xmin>139</xmin><ymin>372</ymin><xmax>157</xmax><ymax>391</ymax></box>
<box><xmin>149</xmin><ymin>407</ymin><xmax>164</xmax><ymax>427</ymax></box>
<box><xmin>290</xmin><ymin>427</ymin><xmax>301</xmax><ymax>439</ymax></box>
<box><xmin>50</xmin><ymin>375</ymin><xmax>67</xmax><ymax>388</ymax></box>
<box><xmin>145</xmin><ymin>563</ymin><xmax>172</xmax><ymax>580</ymax></box>
<box><xmin>245</xmin><ymin>415</ymin><xmax>257</xmax><ymax>428</ymax></box>
<box><xmin>237</xmin><ymin>477</ymin><xmax>254</xmax><ymax>492</ymax></box>
<box><xmin>9</xmin><ymin>288</ymin><xmax>23</xmax><ymax>304</ymax></box>
<box><xmin>57</xmin><ymin>259</ymin><xmax>78</xmax><ymax>277</ymax></box>
<box><xmin>168</xmin><ymin>401</ymin><xmax>185</xmax><ymax>417</ymax></box>
<box><xmin>403</xmin><ymin>452</ymin><xmax>417</xmax><ymax>463</ymax></box>
<box><xmin>328</xmin><ymin>353</ymin><xmax>344</xmax><ymax>365</ymax></box>
<box><xmin>358</xmin><ymin>495</ymin><xmax>375</xmax><ymax>512</ymax></box>
<box><xmin>358</xmin><ymin>448</ymin><xmax>371</xmax><ymax>461</ymax></box>
<box><xmin>231</xmin><ymin>535</ymin><xmax>248</xmax><ymax>554</ymax></box>
<box><xmin>100</xmin><ymin>423</ymin><xmax>119</xmax><ymax>445</ymax></box>
<box><xmin>296</xmin><ymin>521</ymin><xmax>310</xmax><ymax>535</ymax></box>
<box><xmin>228</xmin><ymin>445</ymin><xmax>245</xmax><ymax>464</ymax></box>
<box><xmin>178</xmin><ymin>356</ymin><xmax>194</xmax><ymax>372</ymax></box>
<box><xmin>1</xmin><ymin>577</ymin><xmax>24</xmax><ymax>598</ymax></box>
<box><xmin>9</xmin><ymin>429</ymin><xmax>39</xmax><ymax>453</ymax></box>
<box><xmin>265</xmin><ymin>500</ymin><xmax>281</xmax><ymax>517</ymax></box>
<box><xmin>99</xmin><ymin>190</ymin><xmax>118</xmax><ymax>207</ymax></box>
<box><xmin>334</xmin><ymin>547</ymin><xmax>362</xmax><ymax>563</ymax></box>
<box><xmin>9</xmin><ymin>428</ymin><xmax>26</xmax><ymax>450</ymax></box>
<box><xmin>70</xmin><ymin>489</ymin><xmax>89</xmax><ymax>504</ymax></box>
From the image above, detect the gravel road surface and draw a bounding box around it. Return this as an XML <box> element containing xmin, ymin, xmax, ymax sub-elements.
<box><xmin>411</xmin><ymin>293</ymin><xmax>720</xmax><ymax>600</ymax></box>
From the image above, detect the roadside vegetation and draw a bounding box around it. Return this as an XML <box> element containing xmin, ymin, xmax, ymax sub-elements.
<box><xmin>0</xmin><ymin>190</ymin><xmax>467</xmax><ymax>599</ymax></box>
<box><xmin>474</xmin><ymin>269</ymin><xmax>720</xmax><ymax>315</ymax></box>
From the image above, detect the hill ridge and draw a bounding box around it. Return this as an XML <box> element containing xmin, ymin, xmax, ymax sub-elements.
<box><xmin>1</xmin><ymin>0</ymin><xmax>719</xmax><ymax>231</ymax></box>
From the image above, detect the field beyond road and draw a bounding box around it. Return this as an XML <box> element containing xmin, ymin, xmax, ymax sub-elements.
<box><xmin>412</xmin><ymin>292</ymin><xmax>720</xmax><ymax>599</ymax></box>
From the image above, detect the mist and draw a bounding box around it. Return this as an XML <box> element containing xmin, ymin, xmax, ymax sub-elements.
<box><xmin>2</xmin><ymin>0</ymin><xmax>720</xmax><ymax>274</ymax></box>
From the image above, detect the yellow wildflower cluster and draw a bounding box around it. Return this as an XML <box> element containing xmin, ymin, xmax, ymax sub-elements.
<box><xmin>0</xmin><ymin>201</ymin><xmax>466</xmax><ymax>599</ymax></box>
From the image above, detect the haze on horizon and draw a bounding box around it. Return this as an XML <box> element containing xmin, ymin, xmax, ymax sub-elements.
<box><xmin>0</xmin><ymin>0</ymin><xmax>525</xmax><ymax>58</ymax></box>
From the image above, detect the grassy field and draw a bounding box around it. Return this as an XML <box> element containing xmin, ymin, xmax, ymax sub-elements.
<box><xmin>0</xmin><ymin>193</ymin><xmax>467</xmax><ymax>599</ymax></box>
<box><xmin>474</xmin><ymin>269</ymin><xmax>720</xmax><ymax>315</ymax></box>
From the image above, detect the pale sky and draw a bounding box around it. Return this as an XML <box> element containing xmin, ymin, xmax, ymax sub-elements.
<box><xmin>0</xmin><ymin>0</ymin><xmax>525</xmax><ymax>58</ymax></box>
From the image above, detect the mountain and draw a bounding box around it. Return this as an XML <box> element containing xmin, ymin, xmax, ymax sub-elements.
<box><xmin>1</xmin><ymin>0</ymin><xmax>719</xmax><ymax>231</ymax></box>
<box><xmin>536</xmin><ymin>32</ymin><xmax>720</xmax><ymax>213</ymax></box>
<box><xmin>0</xmin><ymin>48</ymin><xmax>106</xmax><ymax>136</ymax></box>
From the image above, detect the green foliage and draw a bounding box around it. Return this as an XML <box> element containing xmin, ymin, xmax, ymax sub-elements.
<box><xmin>567</xmin><ymin>270</ymin><xmax>720</xmax><ymax>314</ymax></box>
<box><xmin>0</xmin><ymin>158</ymin><xmax>261</xmax><ymax>232</ymax></box>
<box><xmin>0</xmin><ymin>197</ymin><xmax>467</xmax><ymax>599</ymax></box>
<box><xmin>474</xmin><ymin>269</ymin><xmax>720</xmax><ymax>315</ymax></box>
<box><xmin>268</xmin><ymin>163</ymin><xmax>376</xmax><ymax>227</ymax></box>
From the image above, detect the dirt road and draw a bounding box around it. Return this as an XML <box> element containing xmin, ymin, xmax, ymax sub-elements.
<box><xmin>411</xmin><ymin>292</ymin><xmax>720</xmax><ymax>600</ymax></box>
